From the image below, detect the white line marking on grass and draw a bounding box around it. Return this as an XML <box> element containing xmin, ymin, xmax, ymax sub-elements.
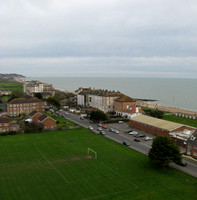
<box><xmin>81</xmin><ymin>189</ymin><xmax>131</xmax><ymax>200</ymax></box>
<box><xmin>34</xmin><ymin>146</ymin><xmax>69</xmax><ymax>184</ymax></box>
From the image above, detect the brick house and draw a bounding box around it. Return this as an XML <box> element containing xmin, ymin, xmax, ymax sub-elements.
<box><xmin>129</xmin><ymin>115</ymin><xmax>196</xmax><ymax>146</ymax></box>
<box><xmin>114</xmin><ymin>95</ymin><xmax>136</xmax><ymax>115</ymax></box>
<box><xmin>0</xmin><ymin>117</ymin><xmax>19</xmax><ymax>133</ymax></box>
<box><xmin>7</xmin><ymin>95</ymin><xmax>46</xmax><ymax>116</ymax></box>
<box><xmin>28</xmin><ymin>111</ymin><xmax>56</xmax><ymax>129</ymax></box>
<box><xmin>29</xmin><ymin>110</ymin><xmax>43</xmax><ymax>122</ymax></box>
<box><xmin>37</xmin><ymin>114</ymin><xmax>56</xmax><ymax>129</ymax></box>
<box><xmin>186</xmin><ymin>130</ymin><xmax>197</xmax><ymax>159</ymax></box>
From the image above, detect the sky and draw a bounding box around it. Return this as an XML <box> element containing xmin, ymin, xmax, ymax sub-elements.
<box><xmin>1</xmin><ymin>0</ymin><xmax>197</xmax><ymax>78</ymax></box>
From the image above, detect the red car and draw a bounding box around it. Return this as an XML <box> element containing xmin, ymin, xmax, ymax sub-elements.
<box><xmin>102</xmin><ymin>125</ymin><xmax>108</xmax><ymax>129</ymax></box>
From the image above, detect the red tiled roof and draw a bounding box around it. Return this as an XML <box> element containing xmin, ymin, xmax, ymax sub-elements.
<box><xmin>123</xmin><ymin>105</ymin><xmax>144</xmax><ymax>114</ymax></box>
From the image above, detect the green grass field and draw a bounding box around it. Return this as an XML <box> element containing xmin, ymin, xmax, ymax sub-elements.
<box><xmin>0</xmin><ymin>128</ymin><xmax>197</xmax><ymax>200</ymax></box>
<box><xmin>0</xmin><ymin>80</ymin><xmax>23</xmax><ymax>92</ymax></box>
<box><xmin>163</xmin><ymin>115</ymin><xmax>197</xmax><ymax>128</ymax></box>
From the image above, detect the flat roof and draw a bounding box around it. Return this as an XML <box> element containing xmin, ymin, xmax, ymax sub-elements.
<box><xmin>130</xmin><ymin>115</ymin><xmax>183</xmax><ymax>131</ymax></box>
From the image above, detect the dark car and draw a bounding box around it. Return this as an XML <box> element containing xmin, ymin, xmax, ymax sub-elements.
<box><xmin>134</xmin><ymin>138</ymin><xmax>140</xmax><ymax>142</ymax></box>
<box><xmin>125</xmin><ymin>129</ymin><xmax>133</xmax><ymax>133</ymax></box>
<box><xmin>99</xmin><ymin>130</ymin><xmax>106</xmax><ymax>135</ymax></box>
<box><xmin>90</xmin><ymin>120</ymin><xmax>94</xmax><ymax>124</ymax></box>
<box><xmin>138</xmin><ymin>134</ymin><xmax>145</xmax><ymax>138</ymax></box>
<box><xmin>123</xmin><ymin>141</ymin><xmax>130</xmax><ymax>146</ymax></box>
<box><xmin>178</xmin><ymin>162</ymin><xmax>187</xmax><ymax>167</ymax></box>
<box><xmin>80</xmin><ymin>116</ymin><xmax>84</xmax><ymax>120</ymax></box>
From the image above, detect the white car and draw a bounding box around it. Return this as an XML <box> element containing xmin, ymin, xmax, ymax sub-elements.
<box><xmin>129</xmin><ymin>131</ymin><xmax>138</xmax><ymax>135</ymax></box>
<box><xmin>88</xmin><ymin>126</ymin><xmax>93</xmax><ymax>130</ymax></box>
<box><xmin>144</xmin><ymin>136</ymin><xmax>153</xmax><ymax>141</ymax></box>
<box><xmin>114</xmin><ymin>130</ymin><xmax>119</xmax><ymax>134</ymax></box>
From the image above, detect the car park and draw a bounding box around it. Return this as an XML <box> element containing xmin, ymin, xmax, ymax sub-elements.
<box><xmin>134</xmin><ymin>138</ymin><xmax>140</xmax><ymax>142</ymax></box>
<box><xmin>88</xmin><ymin>126</ymin><xmax>93</xmax><ymax>130</ymax></box>
<box><xmin>123</xmin><ymin>141</ymin><xmax>130</xmax><ymax>146</ymax></box>
<box><xmin>102</xmin><ymin>125</ymin><xmax>108</xmax><ymax>129</ymax></box>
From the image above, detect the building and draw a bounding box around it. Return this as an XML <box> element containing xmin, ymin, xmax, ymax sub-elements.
<box><xmin>0</xmin><ymin>117</ymin><xmax>19</xmax><ymax>133</ymax></box>
<box><xmin>28</xmin><ymin>111</ymin><xmax>56</xmax><ymax>129</ymax></box>
<box><xmin>37</xmin><ymin>114</ymin><xmax>56</xmax><ymax>129</ymax></box>
<box><xmin>23</xmin><ymin>80</ymin><xmax>55</xmax><ymax>97</ymax></box>
<box><xmin>186</xmin><ymin>130</ymin><xmax>197</xmax><ymax>159</ymax></box>
<box><xmin>76</xmin><ymin>88</ymin><xmax>121</xmax><ymax>113</ymax></box>
<box><xmin>129</xmin><ymin>115</ymin><xmax>196</xmax><ymax>146</ymax></box>
<box><xmin>7</xmin><ymin>95</ymin><xmax>46</xmax><ymax>116</ymax></box>
<box><xmin>120</xmin><ymin>104</ymin><xmax>145</xmax><ymax>119</ymax></box>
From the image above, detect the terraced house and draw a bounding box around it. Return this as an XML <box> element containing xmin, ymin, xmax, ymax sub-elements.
<box><xmin>0</xmin><ymin>117</ymin><xmax>19</xmax><ymax>133</ymax></box>
<box><xmin>186</xmin><ymin>130</ymin><xmax>197</xmax><ymax>159</ymax></box>
<box><xmin>76</xmin><ymin>88</ymin><xmax>121</xmax><ymax>112</ymax></box>
<box><xmin>7</xmin><ymin>95</ymin><xmax>46</xmax><ymax>116</ymax></box>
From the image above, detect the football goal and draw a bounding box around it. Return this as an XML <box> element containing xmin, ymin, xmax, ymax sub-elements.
<box><xmin>87</xmin><ymin>148</ymin><xmax>97</xmax><ymax>160</ymax></box>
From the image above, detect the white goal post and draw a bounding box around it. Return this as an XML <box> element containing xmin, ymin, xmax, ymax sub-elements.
<box><xmin>87</xmin><ymin>148</ymin><xmax>97</xmax><ymax>160</ymax></box>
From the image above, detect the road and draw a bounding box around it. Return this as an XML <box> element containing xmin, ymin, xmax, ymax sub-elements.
<box><xmin>62</xmin><ymin>111</ymin><xmax>197</xmax><ymax>178</ymax></box>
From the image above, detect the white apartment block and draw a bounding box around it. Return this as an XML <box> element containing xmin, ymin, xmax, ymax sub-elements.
<box><xmin>76</xmin><ymin>88</ymin><xmax>121</xmax><ymax>113</ymax></box>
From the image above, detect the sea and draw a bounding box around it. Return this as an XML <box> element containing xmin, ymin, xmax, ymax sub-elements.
<box><xmin>26</xmin><ymin>77</ymin><xmax>197</xmax><ymax>112</ymax></box>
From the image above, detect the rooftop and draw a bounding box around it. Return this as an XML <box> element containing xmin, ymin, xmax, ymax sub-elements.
<box><xmin>0</xmin><ymin>117</ymin><xmax>10</xmax><ymax>123</ymax></box>
<box><xmin>8</xmin><ymin>95</ymin><xmax>43</xmax><ymax>104</ymax></box>
<box><xmin>115</xmin><ymin>94</ymin><xmax>136</xmax><ymax>102</ymax></box>
<box><xmin>130</xmin><ymin>115</ymin><xmax>184</xmax><ymax>131</ymax></box>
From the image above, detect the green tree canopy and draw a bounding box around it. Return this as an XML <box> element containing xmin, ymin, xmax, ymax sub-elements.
<box><xmin>148</xmin><ymin>136</ymin><xmax>182</xmax><ymax>169</ymax></box>
<box><xmin>46</xmin><ymin>97</ymin><xmax>60</xmax><ymax>108</ymax></box>
<box><xmin>90</xmin><ymin>110</ymin><xmax>108</xmax><ymax>122</ymax></box>
<box><xmin>8</xmin><ymin>90</ymin><xmax>24</xmax><ymax>102</ymax></box>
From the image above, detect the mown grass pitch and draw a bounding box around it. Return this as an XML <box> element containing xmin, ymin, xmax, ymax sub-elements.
<box><xmin>0</xmin><ymin>128</ymin><xmax>197</xmax><ymax>200</ymax></box>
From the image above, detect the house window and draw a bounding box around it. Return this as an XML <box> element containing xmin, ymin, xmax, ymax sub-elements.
<box><xmin>187</xmin><ymin>150</ymin><xmax>191</xmax><ymax>155</ymax></box>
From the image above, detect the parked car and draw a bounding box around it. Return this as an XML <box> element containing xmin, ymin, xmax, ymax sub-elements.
<box><xmin>99</xmin><ymin>130</ymin><xmax>106</xmax><ymax>135</ymax></box>
<box><xmin>88</xmin><ymin>126</ymin><xmax>93</xmax><ymax>130</ymax></box>
<box><xmin>102</xmin><ymin>125</ymin><xmax>108</xmax><ymax>129</ymax></box>
<box><xmin>114</xmin><ymin>130</ymin><xmax>119</xmax><ymax>134</ymax></box>
<box><xmin>97</xmin><ymin>127</ymin><xmax>102</xmax><ymax>131</ymax></box>
<box><xmin>118</xmin><ymin>121</ymin><xmax>124</xmax><ymax>124</ymax></box>
<box><xmin>144</xmin><ymin>136</ymin><xmax>153</xmax><ymax>141</ymax></box>
<box><xmin>109</xmin><ymin>128</ymin><xmax>115</xmax><ymax>132</ymax></box>
<box><xmin>138</xmin><ymin>134</ymin><xmax>145</xmax><ymax>138</ymax></box>
<box><xmin>97</xmin><ymin>123</ymin><xmax>102</xmax><ymax>127</ymax></box>
<box><xmin>177</xmin><ymin>162</ymin><xmax>187</xmax><ymax>167</ymax></box>
<box><xmin>80</xmin><ymin>116</ymin><xmax>84</xmax><ymax>120</ymax></box>
<box><xmin>134</xmin><ymin>138</ymin><xmax>140</xmax><ymax>142</ymax></box>
<box><xmin>129</xmin><ymin>131</ymin><xmax>138</xmax><ymax>135</ymax></box>
<box><xmin>123</xmin><ymin>141</ymin><xmax>130</xmax><ymax>146</ymax></box>
<box><xmin>125</xmin><ymin>129</ymin><xmax>133</xmax><ymax>133</ymax></box>
<box><xmin>90</xmin><ymin>120</ymin><xmax>94</xmax><ymax>124</ymax></box>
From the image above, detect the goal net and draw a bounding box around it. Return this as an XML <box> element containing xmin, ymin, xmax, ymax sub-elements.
<box><xmin>87</xmin><ymin>148</ymin><xmax>97</xmax><ymax>160</ymax></box>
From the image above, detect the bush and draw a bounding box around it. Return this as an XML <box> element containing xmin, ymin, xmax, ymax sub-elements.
<box><xmin>24</xmin><ymin>122</ymin><xmax>44</xmax><ymax>133</ymax></box>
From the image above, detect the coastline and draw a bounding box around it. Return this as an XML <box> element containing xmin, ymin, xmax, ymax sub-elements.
<box><xmin>137</xmin><ymin>101</ymin><xmax>197</xmax><ymax>115</ymax></box>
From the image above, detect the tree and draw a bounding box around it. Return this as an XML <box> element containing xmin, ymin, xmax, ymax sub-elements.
<box><xmin>90</xmin><ymin>110</ymin><xmax>108</xmax><ymax>122</ymax></box>
<box><xmin>24</xmin><ymin>121</ymin><xmax>44</xmax><ymax>133</ymax></box>
<box><xmin>8</xmin><ymin>90</ymin><xmax>24</xmax><ymax>102</ymax></box>
<box><xmin>0</xmin><ymin>108</ymin><xmax>3</xmax><ymax>112</ymax></box>
<box><xmin>148</xmin><ymin>136</ymin><xmax>182</xmax><ymax>169</ymax></box>
<box><xmin>46</xmin><ymin>97</ymin><xmax>60</xmax><ymax>108</ymax></box>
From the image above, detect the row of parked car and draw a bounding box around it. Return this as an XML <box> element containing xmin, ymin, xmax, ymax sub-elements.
<box><xmin>125</xmin><ymin>129</ymin><xmax>153</xmax><ymax>142</ymax></box>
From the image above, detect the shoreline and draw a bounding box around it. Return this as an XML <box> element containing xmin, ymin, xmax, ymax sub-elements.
<box><xmin>137</xmin><ymin>101</ymin><xmax>197</xmax><ymax>115</ymax></box>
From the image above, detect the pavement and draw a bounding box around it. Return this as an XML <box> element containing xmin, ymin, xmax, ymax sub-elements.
<box><xmin>61</xmin><ymin>111</ymin><xmax>197</xmax><ymax>178</ymax></box>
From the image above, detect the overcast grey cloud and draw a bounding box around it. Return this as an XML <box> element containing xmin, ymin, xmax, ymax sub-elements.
<box><xmin>1</xmin><ymin>0</ymin><xmax>197</xmax><ymax>77</ymax></box>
